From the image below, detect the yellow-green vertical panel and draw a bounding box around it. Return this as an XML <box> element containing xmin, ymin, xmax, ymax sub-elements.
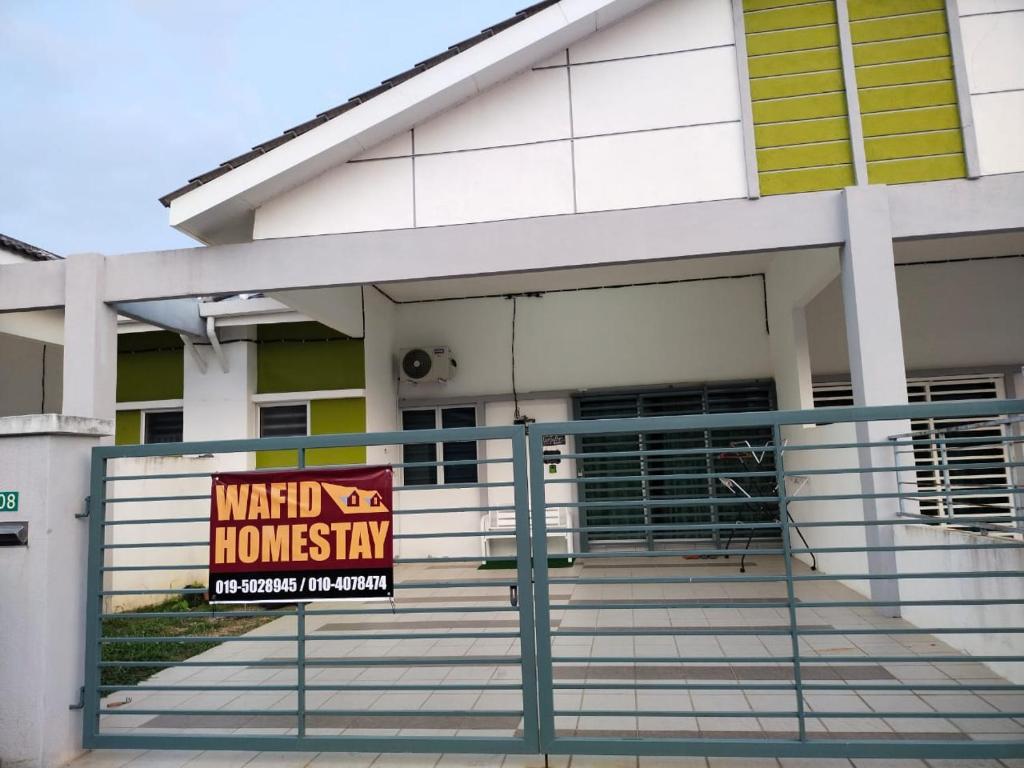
<box><xmin>849</xmin><ymin>2</ymin><xmax>965</xmax><ymax>185</ymax></box>
<box><xmin>115</xmin><ymin>411</ymin><xmax>141</xmax><ymax>446</ymax></box>
<box><xmin>744</xmin><ymin>0</ymin><xmax>854</xmax><ymax>196</ymax></box>
<box><xmin>308</xmin><ymin>398</ymin><xmax>367</xmax><ymax>467</ymax></box>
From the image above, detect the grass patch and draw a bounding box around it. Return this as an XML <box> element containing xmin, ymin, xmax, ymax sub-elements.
<box><xmin>478</xmin><ymin>557</ymin><xmax>575</xmax><ymax>570</ymax></box>
<box><xmin>101</xmin><ymin>591</ymin><xmax>285</xmax><ymax>688</ymax></box>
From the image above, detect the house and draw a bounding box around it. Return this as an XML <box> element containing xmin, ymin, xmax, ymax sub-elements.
<box><xmin>1</xmin><ymin>0</ymin><xmax>1023</xmax><ymax>764</ymax></box>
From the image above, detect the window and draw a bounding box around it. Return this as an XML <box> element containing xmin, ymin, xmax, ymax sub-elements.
<box><xmin>401</xmin><ymin>406</ymin><xmax>478</xmax><ymax>486</ymax></box>
<box><xmin>260</xmin><ymin>403</ymin><xmax>309</xmax><ymax>438</ymax></box>
<box><xmin>143</xmin><ymin>409</ymin><xmax>183</xmax><ymax>444</ymax></box>
<box><xmin>813</xmin><ymin>375</ymin><xmax>1012</xmax><ymax>520</ymax></box>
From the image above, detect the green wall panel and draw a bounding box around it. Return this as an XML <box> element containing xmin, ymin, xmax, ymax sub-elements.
<box><xmin>744</xmin><ymin>1</ymin><xmax>836</xmax><ymax>33</ymax></box>
<box><xmin>757</xmin><ymin>140</ymin><xmax>852</xmax><ymax>172</ymax></box>
<box><xmin>116</xmin><ymin>332</ymin><xmax>184</xmax><ymax>403</ymax></box>
<box><xmin>115</xmin><ymin>410</ymin><xmax>141</xmax><ymax>446</ymax></box>
<box><xmin>864</xmin><ymin>129</ymin><xmax>962</xmax><ymax>161</ymax></box>
<box><xmin>853</xmin><ymin>35</ymin><xmax>951</xmax><ymax>67</ymax></box>
<box><xmin>750</xmin><ymin>70</ymin><xmax>844</xmax><ymax>100</ymax></box>
<box><xmin>867</xmin><ymin>153</ymin><xmax>966</xmax><ymax>184</ymax></box>
<box><xmin>747</xmin><ymin>25</ymin><xmax>840</xmax><ymax>56</ymax></box>
<box><xmin>855</xmin><ymin>58</ymin><xmax>953</xmax><ymax>89</ymax></box>
<box><xmin>857</xmin><ymin>81</ymin><xmax>957</xmax><ymax>113</ymax></box>
<box><xmin>744</xmin><ymin>0</ymin><xmax>853</xmax><ymax>196</ymax></box>
<box><xmin>755</xmin><ymin>116</ymin><xmax>850</xmax><ymax>148</ymax></box>
<box><xmin>759</xmin><ymin>164</ymin><xmax>855</xmax><ymax>195</ymax></box>
<box><xmin>747</xmin><ymin>47</ymin><xmax>842</xmax><ymax>78</ymax></box>
<box><xmin>752</xmin><ymin>92</ymin><xmax>848</xmax><ymax>122</ymax></box>
<box><xmin>256</xmin><ymin>322</ymin><xmax>365</xmax><ymax>394</ymax></box>
<box><xmin>861</xmin><ymin>104</ymin><xmax>961</xmax><ymax>137</ymax></box>
<box><xmin>850</xmin><ymin>11</ymin><xmax>947</xmax><ymax>43</ymax></box>
<box><xmin>848</xmin><ymin>0</ymin><xmax>944</xmax><ymax>20</ymax></box>
<box><xmin>850</xmin><ymin>3</ymin><xmax>965</xmax><ymax>186</ymax></box>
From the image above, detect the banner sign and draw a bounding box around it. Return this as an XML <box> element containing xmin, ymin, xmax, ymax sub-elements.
<box><xmin>208</xmin><ymin>466</ymin><xmax>393</xmax><ymax>604</ymax></box>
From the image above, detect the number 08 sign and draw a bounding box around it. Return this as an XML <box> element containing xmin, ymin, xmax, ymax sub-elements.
<box><xmin>209</xmin><ymin>466</ymin><xmax>393</xmax><ymax>603</ymax></box>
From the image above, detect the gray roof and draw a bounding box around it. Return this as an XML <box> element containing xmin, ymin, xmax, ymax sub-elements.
<box><xmin>159</xmin><ymin>0</ymin><xmax>559</xmax><ymax>208</ymax></box>
<box><xmin>0</xmin><ymin>233</ymin><xmax>61</xmax><ymax>261</ymax></box>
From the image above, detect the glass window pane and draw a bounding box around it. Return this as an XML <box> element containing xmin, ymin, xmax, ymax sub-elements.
<box><xmin>260</xmin><ymin>404</ymin><xmax>308</xmax><ymax>437</ymax></box>
<box><xmin>441</xmin><ymin>407</ymin><xmax>477</xmax><ymax>484</ymax></box>
<box><xmin>402</xmin><ymin>409</ymin><xmax>436</xmax><ymax>431</ymax></box>
<box><xmin>402</xmin><ymin>409</ymin><xmax>438</xmax><ymax>485</ymax></box>
<box><xmin>443</xmin><ymin>441</ymin><xmax>477</xmax><ymax>484</ymax></box>
<box><xmin>144</xmin><ymin>410</ymin><xmax>183</xmax><ymax>444</ymax></box>
<box><xmin>440</xmin><ymin>407</ymin><xmax>475</xmax><ymax>429</ymax></box>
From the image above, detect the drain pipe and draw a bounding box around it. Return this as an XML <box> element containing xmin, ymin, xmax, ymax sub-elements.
<box><xmin>206</xmin><ymin>316</ymin><xmax>229</xmax><ymax>373</ymax></box>
<box><xmin>180</xmin><ymin>334</ymin><xmax>208</xmax><ymax>374</ymax></box>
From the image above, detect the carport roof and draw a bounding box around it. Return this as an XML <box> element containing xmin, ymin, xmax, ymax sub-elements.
<box><xmin>158</xmin><ymin>0</ymin><xmax>559</xmax><ymax>209</ymax></box>
<box><xmin>0</xmin><ymin>233</ymin><xmax>61</xmax><ymax>261</ymax></box>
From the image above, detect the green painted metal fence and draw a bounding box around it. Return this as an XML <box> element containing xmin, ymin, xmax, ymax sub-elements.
<box><xmin>83</xmin><ymin>399</ymin><xmax>1024</xmax><ymax>759</ymax></box>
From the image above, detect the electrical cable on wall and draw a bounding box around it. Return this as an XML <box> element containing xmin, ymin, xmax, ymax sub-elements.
<box><xmin>511</xmin><ymin>296</ymin><xmax>520</xmax><ymax>422</ymax></box>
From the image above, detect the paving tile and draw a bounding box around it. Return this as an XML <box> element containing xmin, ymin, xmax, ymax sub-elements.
<box><xmin>637</xmin><ymin>758</ymin><xmax>707</xmax><ymax>767</ymax></box>
<box><xmin>124</xmin><ymin>752</ymin><xmax>206</xmax><ymax>768</ymax></box>
<box><xmin>181</xmin><ymin>753</ymin><xmax>259</xmax><ymax>768</ymax></box>
<box><xmin>369</xmin><ymin>755</ymin><xmax>441</xmax><ymax>768</ymax></box>
<box><xmin>568</xmin><ymin>756</ymin><xmax>638</xmax><ymax>768</ymax></box>
<box><xmin>67</xmin><ymin>751</ymin><xmax>148</xmax><ymax>768</ymax></box>
<box><xmin>242</xmin><ymin>752</ymin><xmax>317</xmax><ymax>767</ymax></box>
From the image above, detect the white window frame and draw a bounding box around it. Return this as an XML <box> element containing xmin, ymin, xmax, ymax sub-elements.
<box><xmin>115</xmin><ymin>399</ymin><xmax>184</xmax><ymax>444</ymax></box>
<box><xmin>400</xmin><ymin>403</ymin><xmax>479</xmax><ymax>486</ymax></box>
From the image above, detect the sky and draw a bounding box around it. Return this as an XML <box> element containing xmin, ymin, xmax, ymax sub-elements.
<box><xmin>0</xmin><ymin>1</ymin><xmax>525</xmax><ymax>255</ymax></box>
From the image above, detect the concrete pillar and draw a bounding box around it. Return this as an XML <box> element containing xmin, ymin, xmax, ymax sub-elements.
<box><xmin>840</xmin><ymin>186</ymin><xmax>909</xmax><ymax>617</ymax></box>
<box><xmin>182</xmin><ymin>326</ymin><xmax>257</xmax><ymax>471</ymax></box>
<box><xmin>62</xmin><ymin>254</ymin><xmax>117</xmax><ymax>423</ymax></box>
<box><xmin>766</xmin><ymin>249</ymin><xmax>840</xmax><ymax>411</ymax></box>
<box><xmin>0</xmin><ymin>415</ymin><xmax>112</xmax><ymax>768</ymax></box>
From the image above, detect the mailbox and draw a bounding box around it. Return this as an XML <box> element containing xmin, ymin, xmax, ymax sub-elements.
<box><xmin>0</xmin><ymin>521</ymin><xmax>28</xmax><ymax>546</ymax></box>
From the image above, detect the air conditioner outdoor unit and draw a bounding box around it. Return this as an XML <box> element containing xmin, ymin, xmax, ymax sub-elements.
<box><xmin>399</xmin><ymin>346</ymin><xmax>454</xmax><ymax>384</ymax></box>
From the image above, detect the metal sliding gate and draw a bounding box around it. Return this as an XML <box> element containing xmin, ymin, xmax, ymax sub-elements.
<box><xmin>84</xmin><ymin>401</ymin><xmax>1024</xmax><ymax>760</ymax></box>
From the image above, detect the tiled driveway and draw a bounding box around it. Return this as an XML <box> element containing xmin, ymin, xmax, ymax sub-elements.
<box><xmin>79</xmin><ymin>556</ymin><xmax>1024</xmax><ymax>767</ymax></box>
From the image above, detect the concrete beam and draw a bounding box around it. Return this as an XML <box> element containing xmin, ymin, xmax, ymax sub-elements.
<box><xmin>0</xmin><ymin>259</ymin><xmax>64</xmax><ymax>312</ymax></box>
<box><xmin>2</xmin><ymin>173</ymin><xmax>1021</xmax><ymax>313</ymax></box>
<box><xmin>106</xmin><ymin>191</ymin><xmax>846</xmax><ymax>302</ymax></box>
<box><xmin>889</xmin><ymin>172</ymin><xmax>1024</xmax><ymax>239</ymax></box>
<box><xmin>114</xmin><ymin>298</ymin><xmax>205</xmax><ymax>338</ymax></box>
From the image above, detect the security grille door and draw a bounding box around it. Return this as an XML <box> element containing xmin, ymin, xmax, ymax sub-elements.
<box><xmin>573</xmin><ymin>383</ymin><xmax>777</xmax><ymax>551</ymax></box>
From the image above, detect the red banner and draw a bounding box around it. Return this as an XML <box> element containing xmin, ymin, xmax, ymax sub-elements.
<box><xmin>208</xmin><ymin>466</ymin><xmax>393</xmax><ymax>603</ymax></box>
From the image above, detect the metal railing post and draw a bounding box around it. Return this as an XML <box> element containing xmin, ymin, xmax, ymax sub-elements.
<box><xmin>772</xmin><ymin>425</ymin><xmax>806</xmax><ymax>742</ymax></box>
<box><xmin>81</xmin><ymin>450</ymin><xmax>107</xmax><ymax>747</ymax></box>
<box><xmin>937</xmin><ymin>433</ymin><xmax>956</xmax><ymax>522</ymax></box>
<box><xmin>296</xmin><ymin>447</ymin><xmax>307</xmax><ymax>737</ymax></box>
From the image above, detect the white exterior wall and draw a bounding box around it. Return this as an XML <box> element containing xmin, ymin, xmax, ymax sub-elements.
<box><xmin>253</xmin><ymin>0</ymin><xmax>746</xmax><ymax>239</ymax></box>
<box><xmin>392</xmin><ymin>277</ymin><xmax>771</xmax><ymax>401</ymax></box>
<box><xmin>782</xmin><ymin>423</ymin><xmax>871</xmax><ymax>598</ymax></box>
<box><xmin>957</xmin><ymin>2</ymin><xmax>1024</xmax><ymax>175</ymax></box>
<box><xmin>807</xmin><ymin>257</ymin><xmax>1024</xmax><ymax>375</ymax></box>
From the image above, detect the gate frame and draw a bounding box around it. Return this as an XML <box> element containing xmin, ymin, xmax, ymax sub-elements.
<box><xmin>526</xmin><ymin>399</ymin><xmax>1024</xmax><ymax>761</ymax></box>
<box><xmin>82</xmin><ymin>425</ymin><xmax>542</xmax><ymax>755</ymax></box>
